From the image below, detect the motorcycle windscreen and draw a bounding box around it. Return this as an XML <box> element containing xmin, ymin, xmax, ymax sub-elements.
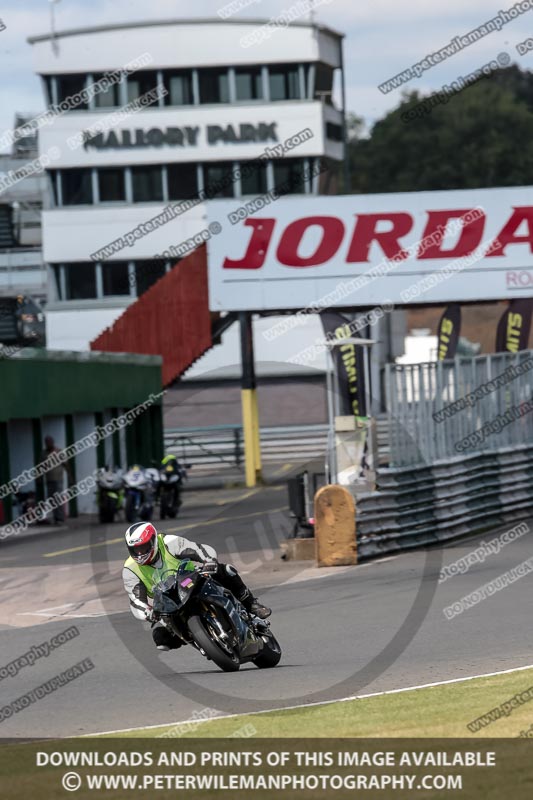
<box><xmin>176</xmin><ymin>561</ymin><xmax>199</xmax><ymax>601</ymax></box>
<box><xmin>151</xmin><ymin>562</ymin><xmax>198</xmax><ymax>612</ymax></box>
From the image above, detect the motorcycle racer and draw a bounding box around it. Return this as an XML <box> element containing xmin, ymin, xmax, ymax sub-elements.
<box><xmin>122</xmin><ymin>522</ymin><xmax>271</xmax><ymax>651</ymax></box>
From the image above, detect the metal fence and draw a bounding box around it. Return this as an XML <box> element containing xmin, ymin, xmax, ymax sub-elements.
<box><xmin>385</xmin><ymin>350</ymin><xmax>533</xmax><ymax>467</ymax></box>
<box><xmin>163</xmin><ymin>419</ymin><xmax>394</xmax><ymax>475</ymax></box>
<box><xmin>163</xmin><ymin>423</ymin><xmax>330</xmax><ymax>473</ymax></box>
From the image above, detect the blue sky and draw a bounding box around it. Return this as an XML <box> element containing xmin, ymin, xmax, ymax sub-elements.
<box><xmin>0</xmin><ymin>0</ymin><xmax>531</xmax><ymax>141</ymax></box>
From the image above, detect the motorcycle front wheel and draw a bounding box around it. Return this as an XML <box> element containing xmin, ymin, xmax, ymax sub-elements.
<box><xmin>253</xmin><ymin>631</ymin><xmax>282</xmax><ymax>669</ymax></box>
<box><xmin>188</xmin><ymin>614</ymin><xmax>240</xmax><ymax>672</ymax></box>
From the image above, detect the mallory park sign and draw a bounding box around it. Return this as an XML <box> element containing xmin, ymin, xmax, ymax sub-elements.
<box><xmin>82</xmin><ymin>122</ymin><xmax>279</xmax><ymax>150</ymax></box>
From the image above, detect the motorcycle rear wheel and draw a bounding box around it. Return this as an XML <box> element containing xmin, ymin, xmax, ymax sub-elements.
<box><xmin>188</xmin><ymin>614</ymin><xmax>240</xmax><ymax>672</ymax></box>
<box><xmin>142</xmin><ymin>509</ymin><xmax>153</xmax><ymax>522</ymax></box>
<box><xmin>99</xmin><ymin>506</ymin><xmax>114</xmax><ymax>524</ymax></box>
<box><xmin>125</xmin><ymin>495</ymin><xmax>138</xmax><ymax>523</ymax></box>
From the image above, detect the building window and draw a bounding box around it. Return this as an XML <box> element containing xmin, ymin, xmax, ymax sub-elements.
<box><xmin>203</xmin><ymin>162</ymin><xmax>234</xmax><ymax>198</ymax></box>
<box><xmin>65</xmin><ymin>263</ymin><xmax>97</xmax><ymax>300</ymax></box>
<box><xmin>269</xmin><ymin>65</ymin><xmax>301</xmax><ymax>101</ymax></box>
<box><xmin>51</xmin><ymin>265</ymin><xmax>62</xmax><ymax>299</ymax></box>
<box><xmin>61</xmin><ymin>169</ymin><xmax>93</xmax><ymax>205</ymax></box>
<box><xmin>43</xmin><ymin>76</ymin><xmax>54</xmax><ymax>106</ymax></box>
<box><xmin>98</xmin><ymin>168</ymin><xmax>126</xmax><ymax>202</ymax></box>
<box><xmin>127</xmin><ymin>71</ymin><xmax>160</xmax><ymax>103</ymax></box>
<box><xmin>134</xmin><ymin>260</ymin><xmax>167</xmax><ymax>296</ymax></box>
<box><xmin>49</xmin><ymin>171</ymin><xmax>59</xmax><ymax>205</ymax></box>
<box><xmin>326</xmin><ymin>122</ymin><xmax>343</xmax><ymax>142</ymax></box>
<box><xmin>198</xmin><ymin>68</ymin><xmax>230</xmax><ymax>104</ymax></box>
<box><xmin>56</xmin><ymin>75</ymin><xmax>88</xmax><ymax>109</ymax></box>
<box><xmin>315</xmin><ymin>63</ymin><xmax>334</xmax><ymax>104</ymax></box>
<box><xmin>273</xmin><ymin>158</ymin><xmax>307</xmax><ymax>195</ymax></box>
<box><xmin>240</xmin><ymin>160</ymin><xmax>267</xmax><ymax>195</ymax></box>
<box><xmin>131</xmin><ymin>166</ymin><xmax>164</xmax><ymax>202</ymax></box>
<box><xmin>235</xmin><ymin>67</ymin><xmax>263</xmax><ymax>101</ymax></box>
<box><xmin>303</xmin><ymin>63</ymin><xmax>313</xmax><ymax>99</ymax></box>
<box><xmin>102</xmin><ymin>262</ymin><xmax>130</xmax><ymax>296</ymax></box>
<box><xmin>163</xmin><ymin>70</ymin><xmax>193</xmax><ymax>106</ymax></box>
<box><xmin>92</xmin><ymin>72</ymin><xmax>122</xmax><ymax>108</ymax></box>
<box><xmin>167</xmin><ymin>163</ymin><xmax>199</xmax><ymax>200</ymax></box>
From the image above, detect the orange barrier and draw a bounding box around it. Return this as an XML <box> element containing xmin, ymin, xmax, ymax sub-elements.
<box><xmin>314</xmin><ymin>485</ymin><xmax>357</xmax><ymax>566</ymax></box>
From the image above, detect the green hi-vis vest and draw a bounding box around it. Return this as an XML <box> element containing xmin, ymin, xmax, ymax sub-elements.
<box><xmin>124</xmin><ymin>534</ymin><xmax>183</xmax><ymax>598</ymax></box>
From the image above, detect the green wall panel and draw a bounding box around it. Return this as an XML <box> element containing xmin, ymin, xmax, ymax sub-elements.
<box><xmin>0</xmin><ymin>350</ymin><xmax>162</xmax><ymax>423</ymax></box>
<box><xmin>0</xmin><ymin>422</ymin><xmax>11</xmax><ymax>523</ymax></box>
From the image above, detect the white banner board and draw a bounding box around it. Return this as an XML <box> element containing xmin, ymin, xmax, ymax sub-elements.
<box><xmin>206</xmin><ymin>186</ymin><xmax>533</xmax><ymax>311</ymax></box>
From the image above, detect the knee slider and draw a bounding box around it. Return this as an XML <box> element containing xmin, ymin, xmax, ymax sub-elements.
<box><xmin>152</xmin><ymin>626</ymin><xmax>181</xmax><ymax>649</ymax></box>
<box><xmin>152</xmin><ymin>626</ymin><xmax>168</xmax><ymax>647</ymax></box>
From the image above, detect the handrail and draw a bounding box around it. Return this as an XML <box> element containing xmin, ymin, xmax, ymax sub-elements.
<box><xmin>163</xmin><ymin>421</ymin><xmax>389</xmax><ymax>472</ymax></box>
<box><xmin>164</xmin><ymin>430</ymin><xmax>242</xmax><ymax>467</ymax></box>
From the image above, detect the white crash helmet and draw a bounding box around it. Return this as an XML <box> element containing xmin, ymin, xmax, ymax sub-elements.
<box><xmin>125</xmin><ymin>522</ymin><xmax>159</xmax><ymax>565</ymax></box>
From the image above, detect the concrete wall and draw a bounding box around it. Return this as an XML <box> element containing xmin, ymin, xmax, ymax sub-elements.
<box><xmin>73</xmin><ymin>413</ymin><xmax>98</xmax><ymax>513</ymax></box>
<box><xmin>7</xmin><ymin>419</ymin><xmax>35</xmax><ymax>492</ymax></box>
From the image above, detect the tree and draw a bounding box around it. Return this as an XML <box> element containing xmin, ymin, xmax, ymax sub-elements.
<box><xmin>348</xmin><ymin>66</ymin><xmax>533</xmax><ymax>193</ymax></box>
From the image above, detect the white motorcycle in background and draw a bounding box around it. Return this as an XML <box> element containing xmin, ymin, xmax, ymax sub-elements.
<box><xmin>96</xmin><ymin>466</ymin><xmax>124</xmax><ymax>523</ymax></box>
<box><xmin>123</xmin><ymin>465</ymin><xmax>159</xmax><ymax>523</ymax></box>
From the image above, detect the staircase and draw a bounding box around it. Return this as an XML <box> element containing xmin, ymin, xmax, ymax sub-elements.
<box><xmin>0</xmin><ymin>298</ymin><xmax>18</xmax><ymax>343</ymax></box>
<box><xmin>0</xmin><ymin>206</ymin><xmax>16</xmax><ymax>249</ymax></box>
<box><xmin>91</xmin><ymin>245</ymin><xmax>215</xmax><ymax>386</ymax></box>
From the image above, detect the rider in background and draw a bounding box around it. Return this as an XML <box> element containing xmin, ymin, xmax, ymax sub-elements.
<box><xmin>161</xmin><ymin>453</ymin><xmax>185</xmax><ymax>479</ymax></box>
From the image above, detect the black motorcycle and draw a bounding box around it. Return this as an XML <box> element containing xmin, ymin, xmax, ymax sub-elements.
<box><xmin>151</xmin><ymin>560</ymin><xmax>282</xmax><ymax>673</ymax></box>
<box><xmin>158</xmin><ymin>460</ymin><xmax>186</xmax><ymax>520</ymax></box>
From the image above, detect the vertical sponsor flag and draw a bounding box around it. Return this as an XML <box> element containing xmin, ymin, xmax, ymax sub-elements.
<box><xmin>437</xmin><ymin>304</ymin><xmax>461</xmax><ymax>360</ymax></box>
<box><xmin>320</xmin><ymin>311</ymin><xmax>367</xmax><ymax>418</ymax></box>
<box><xmin>495</xmin><ymin>299</ymin><xmax>533</xmax><ymax>352</ymax></box>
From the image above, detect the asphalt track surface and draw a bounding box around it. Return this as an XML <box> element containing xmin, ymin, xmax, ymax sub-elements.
<box><xmin>0</xmin><ymin>470</ymin><xmax>532</xmax><ymax>737</ymax></box>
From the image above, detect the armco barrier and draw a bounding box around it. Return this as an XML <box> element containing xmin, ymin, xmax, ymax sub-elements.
<box><xmin>355</xmin><ymin>444</ymin><xmax>533</xmax><ymax>560</ymax></box>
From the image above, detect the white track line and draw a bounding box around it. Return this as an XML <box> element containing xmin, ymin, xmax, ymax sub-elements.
<box><xmin>86</xmin><ymin>662</ymin><xmax>533</xmax><ymax>737</ymax></box>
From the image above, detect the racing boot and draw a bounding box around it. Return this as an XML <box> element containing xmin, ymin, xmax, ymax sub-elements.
<box><xmin>239</xmin><ymin>588</ymin><xmax>271</xmax><ymax>619</ymax></box>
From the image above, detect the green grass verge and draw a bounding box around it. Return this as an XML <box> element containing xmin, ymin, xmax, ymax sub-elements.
<box><xmin>110</xmin><ymin>666</ymin><xmax>533</xmax><ymax>738</ymax></box>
